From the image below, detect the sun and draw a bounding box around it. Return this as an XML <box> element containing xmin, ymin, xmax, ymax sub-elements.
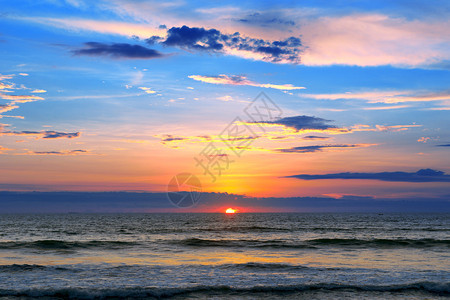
<box><xmin>225</xmin><ymin>208</ymin><xmax>237</xmax><ymax>214</ymax></box>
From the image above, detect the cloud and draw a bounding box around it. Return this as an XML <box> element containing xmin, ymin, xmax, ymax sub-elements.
<box><xmin>217</xmin><ymin>95</ymin><xmax>233</xmax><ymax>101</ymax></box>
<box><xmin>19</xmin><ymin>150</ymin><xmax>90</xmax><ymax>156</ymax></box>
<box><xmin>363</xmin><ymin>105</ymin><xmax>411</xmax><ymax>110</ymax></box>
<box><xmin>0</xmin><ymin>94</ymin><xmax>44</xmax><ymax>103</ymax></box>
<box><xmin>437</xmin><ymin>144</ymin><xmax>450</xmax><ymax>147</ymax></box>
<box><xmin>157</xmin><ymin>134</ymin><xmax>257</xmax><ymax>148</ymax></box>
<box><xmin>300</xmin><ymin>14</ymin><xmax>450</xmax><ymax>67</ymax></box>
<box><xmin>0</xmin><ymin>115</ymin><xmax>24</xmax><ymax>120</ymax></box>
<box><xmin>418</xmin><ymin>137</ymin><xmax>431</xmax><ymax>143</ymax></box>
<box><xmin>21</xmin><ymin>18</ymin><xmax>167</xmax><ymax>39</ymax></box>
<box><xmin>138</xmin><ymin>87</ymin><xmax>156</xmax><ymax>94</ymax></box>
<box><xmin>275</xmin><ymin>144</ymin><xmax>375</xmax><ymax>153</ymax></box>
<box><xmin>31</xmin><ymin>89</ymin><xmax>47</xmax><ymax>93</ymax></box>
<box><xmin>302</xmin><ymin>90</ymin><xmax>450</xmax><ymax>104</ymax></box>
<box><xmin>150</xmin><ymin>25</ymin><xmax>303</xmax><ymax>63</ymax></box>
<box><xmin>161</xmin><ymin>134</ymin><xmax>189</xmax><ymax>143</ymax></box>
<box><xmin>161</xmin><ymin>25</ymin><xmax>224</xmax><ymax>51</ymax></box>
<box><xmin>0</xmin><ymin>104</ymin><xmax>19</xmax><ymax>114</ymax></box>
<box><xmin>20</xmin><ymin>8</ymin><xmax>449</xmax><ymax>68</ymax></box>
<box><xmin>0</xmin><ymin>146</ymin><xmax>12</xmax><ymax>153</ymax></box>
<box><xmin>235</xmin><ymin>12</ymin><xmax>296</xmax><ymax>27</ymax></box>
<box><xmin>0</xmin><ymin>82</ymin><xmax>14</xmax><ymax>90</ymax></box>
<box><xmin>189</xmin><ymin>74</ymin><xmax>305</xmax><ymax>90</ymax></box>
<box><xmin>287</xmin><ymin>169</ymin><xmax>450</xmax><ymax>182</ymax></box>
<box><xmin>349</xmin><ymin>124</ymin><xmax>421</xmax><ymax>132</ymax></box>
<box><xmin>72</xmin><ymin>42</ymin><xmax>164</xmax><ymax>59</ymax></box>
<box><xmin>0</xmin><ymin>130</ymin><xmax>80</xmax><ymax>139</ymax></box>
<box><xmin>41</xmin><ymin>131</ymin><xmax>80</xmax><ymax>139</ymax></box>
<box><xmin>0</xmin><ymin>74</ymin><xmax>14</xmax><ymax>81</ymax></box>
<box><xmin>248</xmin><ymin>115</ymin><xmax>348</xmax><ymax>134</ymax></box>
<box><xmin>301</xmin><ymin>135</ymin><xmax>330</xmax><ymax>140</ymax></box>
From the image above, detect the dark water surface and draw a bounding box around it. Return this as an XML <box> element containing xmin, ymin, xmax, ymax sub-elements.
<box><xmin>0</xmin><ymin>213</ymin><xmax>448</xmax><ymax>299</ymax></box>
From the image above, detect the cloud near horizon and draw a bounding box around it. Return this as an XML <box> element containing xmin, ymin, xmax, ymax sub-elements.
<box><xmin>287</xmin><ymin>169</ymin><xmax>450</xmax><ymax>182</ymax></box>
<box><xmin>188</xmin><ymin>74</ymin><xmax>305</xmax><ymax>91</ymax></box>
<box><xmin>0</xmin><ymin>191</ymin><xmax>448</xmax><ymax>213</ymax></box>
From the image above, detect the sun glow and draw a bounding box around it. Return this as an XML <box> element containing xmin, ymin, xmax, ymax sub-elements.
<box><xmin>225</xmin><ymin>208</ymin><xmax>237</xmax><ymax>214</ymax></box>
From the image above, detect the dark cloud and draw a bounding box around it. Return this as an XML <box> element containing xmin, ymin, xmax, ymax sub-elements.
<box><xmin>41</xmin><ymin>131</ymin><xmax>80</xmax><ymax>139</ymax></box>
<box><xmin>276</xmin><ymin>144</ymin><xmax>362</xmax><ymax>153</ymax></box>
<box><xmin>162</xmin><ymin>26</ymin><xmax>224</xmax><ymax>51</ymax></box>
<box><xmin>436</xmin><ymin>144</ymin><xmax>450</xmax><ymax>147</ymax></box>
<box><xmin>161</xmin><ymin>135</ymin><xmax>188</xmax><ymax>143</ymax></box>
<box><xmin>302</xmin><ymin>136</ymin><xmax>330</xmax><ymax>140</ymax></box>
<box><xmin>256</xmin><ymin>115</ymin><xmax>340</xmax><ymax>131</ymax></box>
<box><xmin>235</xmin><ymin>12</ymin><xmax>296</xmax><ymax>27</ymax></box>
<box><xmin>31</xmin><ymin>150</ymin><xmax>88</xmax><ymax>155</ymax></box>
<box><xmin>148</xmin><ymin>25</ymin><xmax>302</xmax><ymax>63</ymax></box>
<box><xmin>73</xmin><ymin>42</ymin><xmax>164</xmax><ymax>59</ymax></box>
<box><xmin>0</xmin><ymin>130</ymin><xmax>80</xmax><ymax>139</ymax></box>
<box><xmin>287</xmin><ymin>169</ymin><xmax>450</xmax><ymax>182</ymax></box>
<box><xmin>145</xmin><ymin>36</ymin><xmax>163</xmax><ymax>45</ymax></box>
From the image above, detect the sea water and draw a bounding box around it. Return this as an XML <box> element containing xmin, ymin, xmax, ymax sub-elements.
<box><xmin>0</xmin><ymin>213</ymin><xmax>448</xmax><ymax>299</ymax></box>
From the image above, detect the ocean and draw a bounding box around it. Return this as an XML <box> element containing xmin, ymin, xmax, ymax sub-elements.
<box><xmin>0</xmin><ymin>213</ymin><xmax>448</xmax><ymax>299</ymax></box>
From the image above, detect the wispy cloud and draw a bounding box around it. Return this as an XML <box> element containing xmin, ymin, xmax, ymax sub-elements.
<box><xmin>418</xmin><ymin>137</ymin><xmax>431</xmax><ymax>143</ymax></box>
<box><xmin>20</xmin><ymin>149</ymin><xmax>90</xmax><ymax>156</ymax></box>
<box><xmin>31</xmin><ymin>89</ymin><xmax>47</xmax><ymax>93</ymax></box>
<box><xmin>287</xmin><ymin>169</ymin><xmax>450</xmax><ymax>182</ymax></box>
<box><xmin>351</xmin><ymin>124</ymin><xmax>421</xmax><ymax>132</ymax></box>
<box><xmin>0</xmin><ymin>146</ymin><xmax>12</xmax><ymax>154</ymax></box>
<box><xmin>0</xmin><ymin>130</ymin><xmax>80</xmax><ymax>139</ymax></box>
<box><xmin>189</xmin><ymin>74</ymin><xmax>305</xmax><ymax>91</ymax></box>
<box><xmin>301</xmin><ymin>135</ymin><xmax>330</xmax><ymax>140</ymax></box>
<box><xmin>160</xmin><ymin>115</ymin><xmax>421</xmax><ymax>148</ymax></box>
<box><xmin>20</xmin><ymin>17</ymin><xmax>167</xmax><ymax>39</ymax></box>
<box><xmin>0</xmin><ymin>94</ymin><xmax>44</xmax><ymax>103</ymax></box>
<box><xmin>363</xmin><ymin>105</ymin><xmax>411</xmax><ymax>110</ymax></box>
<box><xmin>0</xmin><ymin>104</ymin><xmax>19</xmax><ymax>114</ymax></box>
<box><xmin>303</xmin><ymin>90</ymin><xmax>450</xmax><ymax>104</ymax></box>
<box><xmin>275</xmin><ymin>143</ymin><xmax>375</xmax><ymax>153</ymax></box>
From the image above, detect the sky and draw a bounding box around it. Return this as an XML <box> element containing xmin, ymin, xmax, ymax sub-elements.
<box><xmin>0</xmin><ymin>0</ymin><xmax>449</xmax><ymax>212</ymax></box>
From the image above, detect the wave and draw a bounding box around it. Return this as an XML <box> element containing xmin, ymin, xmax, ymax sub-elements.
<box><xmin>0</xmin><ymin>240</ymin><xmax>139</xmax><ymax>250</ymax></box>
<box><xmin>308</xmin><ymin>238</ymin><xmax>450</xmax><ymax>247</ymax></box>
<box><xmin>175</xmin><ymin>238</ymin><xmax>315</xmax><ymax>249</ymax></box>
<box><xmin>175</xmin><ymin>237</ymin><xmax>450</xmax><ymax>249</ymax></box>
<box><xmin>0</xmin><ymin>282</ymin><xmax>447</xmax><ymax>299</ymax></box>
<box><xmin>219</xmin><ymin>262</ymin><xmax>310</xmax><ymax>271</ymax></box>
<box><xmin>203</xmin><ymin>226</ymin><xmax>290</xmax><ymax>232</ymax></box>
<box><xmin>0</xmin><ymin>264</ymin><xmax>74</xmax><ymax>272</ymax></box>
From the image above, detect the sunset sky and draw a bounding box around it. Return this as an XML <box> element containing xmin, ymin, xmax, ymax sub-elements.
<box><xmin>0</xmin><ymin>0</ymin><xmax>449</xmax><ymax>210</ymax></box>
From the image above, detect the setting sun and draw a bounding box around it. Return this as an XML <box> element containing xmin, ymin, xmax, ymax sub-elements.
<box><xmin>225</xmin><ymin>208</ymin><xmax>237</xmax><ymax>214</ymax></box>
